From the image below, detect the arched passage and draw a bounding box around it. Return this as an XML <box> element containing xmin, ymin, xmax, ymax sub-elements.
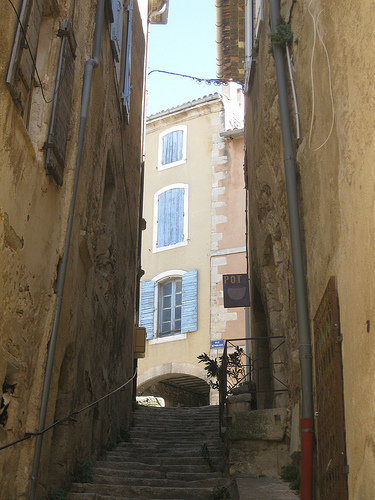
<box><xmin>137</xmin><ymin>363</ymin><xmax>210</xmax><ymax>407</ymax></box>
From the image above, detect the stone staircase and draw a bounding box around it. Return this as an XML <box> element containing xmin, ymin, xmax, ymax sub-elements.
<box><xmin>68</xmin><ymin>405</ymin><xmax>228</xmax><ymax>499</ymax></box>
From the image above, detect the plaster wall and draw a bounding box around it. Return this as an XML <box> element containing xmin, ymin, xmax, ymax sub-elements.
<box><xmin>0</xmin><ymin>1</ymin><xmax>146</xmax><ymax>497</ymax></box>
<box><xmin>246</xmin><ymin>0</ymin><xmax>375</xmax><ymax>495</ymax></box>
<box><xmin>211</xmin><ymin>134</ymin><xmax>247</xmax><ymax>350</ymax></box>
<box><xmin>139</xmin><ymin>100</ymin><xmax>222</xmax><ymax>380</ymax></box>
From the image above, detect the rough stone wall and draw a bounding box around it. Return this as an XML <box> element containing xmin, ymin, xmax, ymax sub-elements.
<box><xmin>220</xmin><ymin>0</ymin><xmax>245</xmax><ymax>84</ymax></box>
<box><xmin>0</xmin><ymin>1</ymin><xmax>145</xmax><ymax>498</ymax></box>
<box><xmin>246</xmin><ymin>0</ymin><xmax>375</xmax><ymax>495</ymax></box>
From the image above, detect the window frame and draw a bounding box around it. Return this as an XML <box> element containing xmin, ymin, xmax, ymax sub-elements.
<box><xmin>121</xmin><ymin>0</ymin><xmax>133</xmax><ymax>123</ymax></box>
<box><xmin>6</xmin><ymin>0</ymin><xmax>44</xmax><ymax>125</ymax></box>
<box><xmin>140</xmin><ymin>269</ymin><xmax>198</xmax><ymax>343</ymax></box>
<box><xmin>158</xmin><ymin>277</ymin><xmax>182</xmax><ymax>337</ymax></box>
<box><xmin>152</xmin><ymin>183</ymin><xmax>189</xmax><ymax>253</ymax></box>
<box><xmin>157</xmin><ymin>125</ymin><xmax>187</xmax><ymax>171</ymax></box>
<box><xmin>110</xmin><ymin>0</ymin><xmax>122</xmax><ymax>63</ymax></box>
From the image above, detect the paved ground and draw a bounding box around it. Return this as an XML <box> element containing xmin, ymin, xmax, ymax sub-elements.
<box><xmin>236</xmin><ymin>475</ymin><xmax>299</xmax><ymax>500</ymax></box>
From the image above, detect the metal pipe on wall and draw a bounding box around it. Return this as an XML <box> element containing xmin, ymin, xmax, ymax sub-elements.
<box><xmin>29</xmin><ymin>1</ymin><xmax>105</xmax><ymax>498</ymax></box>
<box><xmin>267</xmin><ymin>1</ymin><xmax>314</xmax><ymax>499</ymax></box>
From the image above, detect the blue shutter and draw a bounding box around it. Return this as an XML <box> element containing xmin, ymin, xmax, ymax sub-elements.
<box><xmin>157</xmin><ymin>188</ymin><xmax>184</xmax><ymax>248</ymax></box>
<box><xmin>122</xmin><ymin>0</ymin><xmax>133</xmax><ymax>123</ymax></box>
<box><xmin>162</xmin><ymin>130</ymin><xmax>184</xmax><ymax>165</ymax></box>
<box><xmin>181</xmin><ymin>269</ymin><xmax>198</xmax><ymax>333</ymax></box>
<box><xmin>139</xmin><ymin>280</ymin><xmax>155</xmax><ymax>339</ymax></box>
<box><xmin>110</xmin><ymin>0</ymin><xmax>122</xmax><ymax>62</ymax></box>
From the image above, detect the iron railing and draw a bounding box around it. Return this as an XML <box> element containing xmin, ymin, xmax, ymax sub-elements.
<box><xmin>219</xmin><ymin>336</ymin><xmax>289</xmax><ymax>436</ymax></box>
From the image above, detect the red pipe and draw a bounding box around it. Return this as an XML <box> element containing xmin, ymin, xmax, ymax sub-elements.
<box><xmin>300</xmin><ymin>417</ymin><xmax>314</xmax><ymax>500</ymax></box>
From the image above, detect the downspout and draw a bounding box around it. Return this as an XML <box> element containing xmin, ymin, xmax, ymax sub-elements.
<box><xmin>268</xmin><ymin>1</ymin><xmax>313</xmax><ymax>499</ymax></box>
<box><xmin>29</xmin><ymin>1</ymin><xmax>105</xmax><ymax>498</ymax></box>
<box><xmin>215</xmin><ymin>0</ymin><xmax>223</xmax><ymax>79</ymax></box>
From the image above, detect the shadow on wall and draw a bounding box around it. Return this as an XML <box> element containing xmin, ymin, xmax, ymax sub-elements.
<box><xmin>137</xmin><ymin>374</ymin><xmax>210</xmax><ymax>408</ymax></box>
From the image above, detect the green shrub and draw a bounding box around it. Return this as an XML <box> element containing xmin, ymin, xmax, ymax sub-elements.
<box><xmin>210</xmin><ymin>486</ymin><xmax>230</xmax><ymax>499</ymax></box>
<box><xmin>71</xmin><ymin>460</ymin><xmax>94</xmax><ymax>483</ymax></box>
<box><xmin>280</xmin><ymin>463</ymin><xmax>300</xmax><ymax>494</ymax></box>
<box><xmin>116</xmin><ymin>425</ymin><xmax>131</xmax><ymax>443</ymax></box>
<box><xmin>48</xmin><ymin>488</ymin><xmax>67</xmax><ymax>500</ymax></box>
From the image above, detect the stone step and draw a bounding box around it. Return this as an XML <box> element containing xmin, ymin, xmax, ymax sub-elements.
<box><xmin>105</xmin><ymin>451</ymin><xmax>222</xmax><ymax>461</ymax></box>
<box><xmin>70</xmin><ymin>482</ymin><xmax>223</xmax><ymax>499</ymax></box>
<box><xmin>93</xmin><ymin>461</ymin><xmax>219</xmax><ymax>474</ymax></box>
<box><xmin>96</xmin><ymin>456</ymin><xmax>219</xmax><ymax>467</ymax></box>
<box><xmin>93</xmin><ymin>474</ymin><xmax>221</xmax><ymax>488</ymax></box>
<box><xmin>67</xmin><ymin>406</ymin><xmax>226</xmax><ymax>500</ymax></box>
<box><xmin>93</xmin><ymin>466</ymin><xmax>222</xmax><ymax>481</ymax></box>
<box><xmin>106</xmin><ymin>443</ymin><xmax>223</xmax><ymax>453</ymax></box>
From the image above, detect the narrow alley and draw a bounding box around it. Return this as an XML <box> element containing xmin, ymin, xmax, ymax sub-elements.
<box><xmin>68</xmin><ymin>405</ymin><xmax>228</xmax><ymax>499</ymax></box>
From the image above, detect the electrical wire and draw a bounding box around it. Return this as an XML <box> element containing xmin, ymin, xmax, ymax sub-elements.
<box><xmin>308</xmin><ymin>1</ymin><xmax>335</xmax><ymax>151</ymax></box>
<box><xmin>7</xmin><ymin>0</ymin><xmax>74</xmax><ymax>105</ymax></box>
<box><xmin>148</xmin><ymin>69</ymin><xmax>241</xmax><ymax>87</ymax></box>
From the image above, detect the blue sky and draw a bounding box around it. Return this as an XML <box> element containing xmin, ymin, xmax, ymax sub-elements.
<box><xmin>146</xmin><ymin>1</ymin><xmax>217</xmax><ymax>116</ymax></box>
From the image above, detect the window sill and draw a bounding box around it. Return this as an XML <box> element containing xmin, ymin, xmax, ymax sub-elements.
<box><xmin>153</xmin><ymin>239</ymin><xmax>188</xmax><ymax>253</ymax></box>
<box><xmin>149</xmin><ymin>333</ymin><xmax>187</xmax><ymax>345</ymax></box>
<box><xmin>157</xmin><ymin>158</ymin><xmax>187</xmax><ymax>171</ymax></box>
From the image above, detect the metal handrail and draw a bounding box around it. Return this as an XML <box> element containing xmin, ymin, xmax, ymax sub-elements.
<box><xmin>219</xmin><ymin>336</ymin><xmax>289</xmax><ymax>436</ymax></box>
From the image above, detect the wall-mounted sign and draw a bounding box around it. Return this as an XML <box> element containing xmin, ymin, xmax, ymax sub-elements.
<box><xmin>223</xmin><ymin>274</ymin><xmax>250</xmax><ymax>308</ymax></box>
<box><xmin>211</xmin><ymin>339</ymin><xmax>225</xmax><ymax>349</ymax></box>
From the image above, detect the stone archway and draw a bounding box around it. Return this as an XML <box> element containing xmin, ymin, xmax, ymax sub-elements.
<box><xmin>137</xmin><ymin>363</ymin><xmax>210</xmax><ymax>407</ymax></box>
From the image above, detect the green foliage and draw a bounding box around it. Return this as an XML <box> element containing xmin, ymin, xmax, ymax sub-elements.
<box><xmin>280</xmin><ymin>463</ymin><xmax>301</xmax><ymax>494</ymax></box>
<box><xmin>201</xmin><ymin>443</ymin><xmax>215</xmax><ymax>471</ymax></box>
<box><xmin>71</xmin><ymin>460</ymin><xmax>94</xmax><ymax>484</ymax></box>
<box><xmin>132</xmin><ymin>400</ymin><xmax>143</xmax><ymax>410</ymax></box>
<box><xmin>268</xmin><ymin>18</ymin><xmax>293</xmax><ymax>53</ymax></box>
<box><xmin>209</xmin><ymin>486</ymin><xmax>231</xmax><ymax>500</ymax></box>
<box><xmin>252</xmin><ymin>38</ymin><xmax>259</xmax><ymax>57</ymax></box>
<box><xmin>48</xmin><ymin>489</ymin><xmax>67</xmax><ymax>500</ymax></box>
<box><xmin>198</xmin><ymin>347</ymin><xmax>245</xmax><ymax>393</ymax></box>
<box><xmin>116</xmin><ymin>425</ymin><xmax>131</xmax><ymax>443</ymax></box>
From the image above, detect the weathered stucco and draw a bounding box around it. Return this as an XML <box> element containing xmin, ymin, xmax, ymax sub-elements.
<box><xmin>0</xmin><ymin>1</ymin><xmax>146</xmax><ymax>498</ymax></box>
<box><xmin>246</xmin><ymin>0</ymin><xmax>375</xmax><ymax>496</ymax></box>
<box><xmin>139</xmin><ymin>91</ymin><xmax>246</xmax><ymax>405</ymax></box>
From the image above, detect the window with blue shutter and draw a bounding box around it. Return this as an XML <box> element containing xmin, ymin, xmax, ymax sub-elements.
<box><xmin>181</xmin><ymin>269</ymin><xmax>198</xmax><ymax>334</ymax></box>
<box><xmin>122</xmin><ymin>0</ymin><xmax>133</xmax><ymax>123</ymax></box>
<box><xmin>158</xmin><ymin>125</ymin><xmax>187</xmax><ymax>170</ymax></box>
<box><xmin>139</xmin><ymin>280</ymin><xmax>155</xmax><ymax>339</ymax></box>
<box><xmin>110</xmin><ymin>0</ymin><xmax>122</xmax><ymax>62</ymax></box>
<box><xmin>157</xmin><ymin>188</ymin><xmax>184</xmax><ymax>248</ymax></box>
<box><xmin>139</xmin><ymin>270</ymin><xmax>198</xmax><ymax>341</ymax></box>
<box><xmin>162</xmin><ymin>130</ymin><xmax>183</xmax><ymax>165</ymax></box>
<box><xmin>154</xmin><ymin>184</ymin><xmax>188</xmax><ymax>252</ymax></box>
<box><xmin>159</xmin><ymin>279</ymin><xmax>182</xmax><ymax>336</ymax></box>
<box><xmin>6</xmin><ymin>0</ymin><xmax>44</xmax><ymax>124</ymax></box>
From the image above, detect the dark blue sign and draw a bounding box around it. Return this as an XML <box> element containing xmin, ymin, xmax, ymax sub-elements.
<box><xmin>211</xmin><ymin>340</ymin><xmax>225</xmax><ymax>349</ymax></box>
<box><xmin>223</xmin><ymin>273</ymin><xmax>250</xmax><ymax>308</ymax></box>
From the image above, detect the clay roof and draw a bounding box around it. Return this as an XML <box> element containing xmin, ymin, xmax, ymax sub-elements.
<box><xmin>147</xmin><ymin>93</ymin><xmax>222</xmax><ymax>121</ymax></box>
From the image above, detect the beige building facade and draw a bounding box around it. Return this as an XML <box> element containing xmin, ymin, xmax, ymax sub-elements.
<box><xmin>0</xmin><ymin>0</ymin><xmax>167</xmax><ymax>498</ymax></box>
<box><xmin>217</xmin><ymin>0</ymin><xmax>375</xmax><ymax>497</ymax></box>
<box><xmin>138</xmin><ymin>87</ymin><xmax>247</xmax><ymax>406</ymax></box>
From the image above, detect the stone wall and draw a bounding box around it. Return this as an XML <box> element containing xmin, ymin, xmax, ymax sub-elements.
<box><xmin>245</xmin><ymin>0</ymin><xmax>375</xmax><ymax>496</ymax></box>
<box><xmin>0</xmin><ymin>1</ymin><xmax>146</xmax><ymax>498</ymax></box>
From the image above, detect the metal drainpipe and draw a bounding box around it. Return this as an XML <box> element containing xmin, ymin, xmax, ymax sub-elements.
<box><xmin>267</xmin><ymin>1</ymin><xmax>314</xmax><ymax>499</ymax></box>
<box><xmin>29</xmin><ymin>1</ymin><xmax>105</xmax><ymax>498</ymax></box>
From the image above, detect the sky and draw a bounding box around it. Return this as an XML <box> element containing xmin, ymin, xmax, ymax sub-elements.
<box><xmin>146</xmin><ymin>1</ymin><xmax>218</xmax><ymax>116</ymax></box>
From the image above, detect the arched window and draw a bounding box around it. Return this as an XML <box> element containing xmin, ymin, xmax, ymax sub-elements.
<box><xmin>139</xmin><ymin>269</ymin><xmax>198</xmax><ymax>341</ymax></box>
<box><xmin>159</xmin><ymin>278</ymin><xmax>182</xmax><ymax>336</ymax></box>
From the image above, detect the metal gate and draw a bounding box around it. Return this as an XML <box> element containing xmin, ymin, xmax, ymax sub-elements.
<box><xmin>313</xmin><ymin>277</ymin><xmax>348</xmax><ymax>500</ymax></box>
